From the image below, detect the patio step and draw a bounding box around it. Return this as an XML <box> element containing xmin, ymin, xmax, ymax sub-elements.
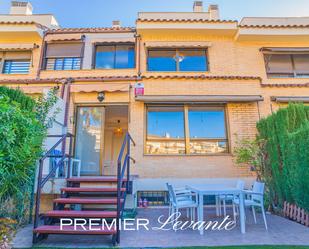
<box><xmin>34</xmin><ymin>225</ymin><xmax>116</xmax><ymax>235</ymax></box>
<box><xmin>61</xmin><ymin>187</ymin><xmax>126</xmax><ymax>193</ymax></box>
<box><xmin>67</xmin><ymin>177</ymin><xmax>127</xmax><ymax>183</ymax></box>
<box><xmin>54</xmin><ymin>197</ymin><xmax>123</xmax><ymax>205</ymax></box>
<box><xmin>43</xmin><ymin>210</ymin><xmax>117</xmax><ymax>218</ymax></box>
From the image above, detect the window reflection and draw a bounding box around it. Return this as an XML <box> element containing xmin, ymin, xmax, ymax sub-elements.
<box><xmin>188</xmin><ymin>107</ymin><xmax>226</xmax><ymax>139</ymax></box>
<box><xmin>189</xmin><ymin>141</ymin><xmax>227</xmax><ymax>154</ymax></box>
<box><xmin>95</xmin><ymin>44</ymin><xmax>135</xmax><ymax>69</ymax></box>
<box><xmin>146</xmin><ymin>105</ymin><xmax>228</xmax><ymax>155</ymax></box>
<box><xmin>147</xmin><ymin>48</ymin><xmax>208</xmax><ymax>72</ymax></box>
<box><xmin>178</xmin><ymin>49</ymin><xmax>207</xmax><ymax>72</ymax></box>
<box><xmin>148</xmin><ymin>50</ymin><xmax>176</xmax><ymax>72</ymax></box>
<box><xmin>147</xmin><ymin>106</ymin><xmax>185</xmax><ymax>139</ymax></box>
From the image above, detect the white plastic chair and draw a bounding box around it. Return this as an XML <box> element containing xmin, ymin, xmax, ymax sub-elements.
<box><xmin>233</xmin><ymin>181</ymin><xmax>268</xmax><ymax>230</ymax></box>
<box><xmin>166</xmin><ymin>183</ymin><xmax>198</xmax><ymax>222</ymax></box>
<box><xmin>218</xmin><ymin>180</ymin><xmax>245</xmax><ymax>217</ymax></box>
<box><xmin>55</xmin><ymin>158</ymin><xmax>81</xmax><ymax>178</ymax></box>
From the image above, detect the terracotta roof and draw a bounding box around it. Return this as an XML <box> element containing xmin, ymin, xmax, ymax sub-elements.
<box><xmin>0</xmin><ymin>78</ymin><xmax>63</xmax><ymax>84</ymax></box>
<box><xmin>0</xmin><ymin>43</ymin><xmax>39</xmax><ymax>51</ymax></box>
<box><xmin>47</xmin><ymin>38</ymin><xmax>83</xmax><ymax>42</ymax></box>
<box><xmin>239</xmin><ymin>17</ymin><xmax>309</xmax><ymax>29</ymax></box>
<box><xmin>261</xmin><ymin>83</ymin><xmax>309</xmax><ymax>88</ymax></box>
<box><xmin>0</xmin><ymin>21</ymin><xmax>48</xmax><ymax>30</ymax></box>
<box><xmin>137</xmin><ymin>18</ymin><xmax>237</xmax><ymax>23</ymax></box>
<box><xmin>46</xmin><ymin>27</ymin><xmax>135</xmax><ymax>34</ymax></box>
<box><xmin>239</xmin><ymin>24</ymin><xmax>309</xmax><ymax>28</ymax></box>
<box><xmin>0</xmin><ymin>76</ymin><xmax>139</xmax><ymax>84</ymax></box>
<box><xmin>72</xmin><ymin>76</ymin><xmax>139</xmax><ymax>82</ymax></box>
<box><xmin>0</xmin><ymin>21</ymin><xmax>36</xmax><ymax>24</ymax></box>
<box><xmin>142</xmin><ymin>75</ymin><xmax>261</xmax><ymax>81</ymax></box>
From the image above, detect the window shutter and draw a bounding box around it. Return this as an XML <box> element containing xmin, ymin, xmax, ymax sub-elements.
<box><xmin>45</xmin><ymin>43</ymin><xmax>83</xmax><ymax>58</ymax></box>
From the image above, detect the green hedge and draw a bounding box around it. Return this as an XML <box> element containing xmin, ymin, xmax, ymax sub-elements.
<box><xmin>0</xmin><ymin>86</ymin><xmax>35</xmax><ymax>111</ymax></box>
<box><xmin>0</xmin><ymin>86</ymin><xmax>58</xmax><ymax>224</ymax></box>
<box><xmin>257</xmin><ymin>103</ymin><xmax>309</xmax><ymax>212</ymax></box>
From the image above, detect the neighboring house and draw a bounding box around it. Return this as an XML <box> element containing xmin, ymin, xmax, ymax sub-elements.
<box><xmin>1</xmin><ymin>0</ymin><xmax>309</xmax><ymax>211</ymax></box>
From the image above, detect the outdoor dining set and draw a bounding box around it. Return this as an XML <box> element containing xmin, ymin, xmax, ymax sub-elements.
<box><xmin>166</xmin><ymin>180</ymin><xmax>268</xmax><ymax>235</ymax></box>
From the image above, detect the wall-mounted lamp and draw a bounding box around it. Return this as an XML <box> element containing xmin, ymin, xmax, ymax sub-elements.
<box><xmin>113</xmin><ymin>120</ymin><xmax>123</xmax><ymax>136</ymax></box>
<box><xmin>97</xmin><ymin>91</ymin><xmax>105</xmax><ymax>102</ymax></box>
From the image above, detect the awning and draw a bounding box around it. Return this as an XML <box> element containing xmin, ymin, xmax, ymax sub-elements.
<box><xmin>94</xmin><ymin>38</ymin><xmax>136</xmax><ymax>44</ymax></box>
<box><xmin>261</xmin><ymin>47</ymin><xmax>309</xmax><ymax>53</ymax></box>
<box><xmin>10</xmin><ymin>86</ymin><xmax>53</xmax><ymax>94</ymax></box>
<box><xmin>135</xmin><ymin>95</ymin><xmax>264</xmax><ymax>103</ymax></box>
<box><xmin>0</xmin><ymin>43</ymin><xmax>38</xmax><ymax>51</ymax></box>
<box><xmin>271</xmin><ymin>96</ymin><xmax>309</xmax><ymax>103</ymax></box>
<box><xmin>45</xmin><ymin>34</ymin><xmax>84</xmax><ymax>42</ymax></box>
<box><xmin>71</xmin><ymin>83</ymin><xmax>130</xmax><ymax>93</ymax></box>
<box><xmin>144</xmin><ymin>41</ymin><xmax>212</xmax><ymax>48</ymax></box>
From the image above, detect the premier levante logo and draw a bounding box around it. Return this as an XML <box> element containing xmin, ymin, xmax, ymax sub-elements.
<box><xmin>60</xmin><ymin>212</ymin><xmax>236</xmax><ymax>231</ymax></box>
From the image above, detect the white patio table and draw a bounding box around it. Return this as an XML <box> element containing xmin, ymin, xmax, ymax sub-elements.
<box><xmin>186</xmin><ymin>184</ymin><xmax>246</xmax><ymax>235</ymax></box>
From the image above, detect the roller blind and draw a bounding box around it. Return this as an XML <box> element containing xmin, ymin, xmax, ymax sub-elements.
<box><xmin>45</xmin><ymin>43</ymin><xmax>83</xmax><ymax>58</ymax></box>
<box><xmin>4</xmin><ymin>51</ymin><xmax>31</xmax><ymax>60</ymax></box>
<box><xmin>293</xmin><ymin>54</ymin><xmax>309</xmax><ymax>75</ymax></box>
<box><xmin>265</xmin><ymin>54</ymin><xmax>293</xmax><ymax>74</ymax></box>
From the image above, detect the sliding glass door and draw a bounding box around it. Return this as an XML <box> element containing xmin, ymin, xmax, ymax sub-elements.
<box><xmin>75</xmin><ymin>107</ymin><xmax>105</xmax><ymax>175</ymax></box>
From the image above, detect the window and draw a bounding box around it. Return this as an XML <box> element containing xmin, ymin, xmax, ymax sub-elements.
<box><xmin>147</xmin><ymin>106</ymin><xmax>185</xmax><ymax>154</ymax></box>
<box><xmin>147</xmin><ymin>48</ymin><xmax>208</xmax><ymax>72</ymax></box>
<box><xmin>2</xmin><ymin>60</ymin><xmax>30</xmax><ymax>74</ymax></box>
<box><xmin>265</xmin><ymin>53</ymin><xmax>309</xmax><ymax>78</ymax></box>
<box><xmin>44</xmin><ymin>42</ymin><xmax>83</xmax><ymax>70</ymax></box>
<box><xmin>95</xmin><ymin>44</ymin><xmax>135</xmax><ymax>69</ymax></box>
<box><xmin>46</xmin><ymin>57</ymin><xmax>81</xmax><ymax>70</ymax></box>
<box><xmin>146</xmin><ymin>105</ymin><xmax>228</xmax><ymax>155</ymax></box>
<box><xmin>137</xmin><ymin>191</ymin><xmax>169</xmax><ymax>206</ymax></box>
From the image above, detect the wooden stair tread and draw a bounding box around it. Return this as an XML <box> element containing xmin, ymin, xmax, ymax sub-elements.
<box><xmin>54</xmin><ymin>198</ymin><xmax>123</xmax><ymax>204</ymax></box>
<box><xmin>34</xmin><ymin>225</ymin><xmax>116</xmax><ymax>235</ymax></box>
<box><xmin>61</xmin><ymin>187</ymin><xmax>126</xmax><ymax>192</ymax></box>
<box><xmin>44</xmin><ymin>210</ymin><xmax>117</xmax><ymax>218</ymax></box>
<box><xmin>68</xmin><ymin>177</ymin><xmax>127</xmax><ymax>182</ymax></box>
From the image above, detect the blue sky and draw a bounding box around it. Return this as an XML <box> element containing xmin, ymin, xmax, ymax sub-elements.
<box><xmin>0</xmin><ymin>0</ymin><xmax>309</xmax><ymax>28</ymax></box>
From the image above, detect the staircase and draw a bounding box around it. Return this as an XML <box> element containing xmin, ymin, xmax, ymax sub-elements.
<box><xmin>33</xmin><ymin>133</ymin><xmax>135</xmax><ymax>246</ymax></box>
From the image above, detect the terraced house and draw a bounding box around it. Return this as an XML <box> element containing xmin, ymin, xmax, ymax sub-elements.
<box><xmin>1</xmin><ymin>0</ymin><xmax>309</xmax><ymax>245</ymax></box>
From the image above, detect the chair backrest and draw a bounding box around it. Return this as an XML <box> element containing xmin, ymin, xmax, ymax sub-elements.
<box><xmin>166</xmin><ymin>183</ymin><xmax>177</xmax><ymax>205</ymax></box>
<box><xmin>252</xmin><ymin>181</ymin><xmax>265</xmax><ymax>203</ymax></box>
<box><xmin>236</xmin><ymin>180</ymin><xmax>245</xmax><ymax>190</ymax></box>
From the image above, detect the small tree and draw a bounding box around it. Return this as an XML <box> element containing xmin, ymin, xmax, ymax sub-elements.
<box><xmin>234</xmin><ymin>137</ymin><xmax>266</xmax><ymax>181</ymax></box>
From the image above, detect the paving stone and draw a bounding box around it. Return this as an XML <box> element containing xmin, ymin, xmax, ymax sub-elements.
<box><xmin>12</xmin><ymin>207</ymin><xmax>309</xmax><ymax>248</ymax></box>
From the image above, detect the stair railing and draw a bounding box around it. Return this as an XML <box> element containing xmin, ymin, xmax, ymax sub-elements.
<box><xmin>33</xmin><ymin>133</ymin><xmax>74</xmax><ymax>230</ymax></box>
<box><xmin>116</xmin><ymin>132</ymin><xmax>135</xmax><ymax>244</ymax></box>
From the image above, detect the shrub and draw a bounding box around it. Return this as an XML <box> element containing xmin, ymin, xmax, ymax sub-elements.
<box><xmin>0</xmin><ymin>86</ymin><xmax>58</xmax><ymax>224</ymax></box>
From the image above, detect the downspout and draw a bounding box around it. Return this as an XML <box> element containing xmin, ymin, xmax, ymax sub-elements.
<box><xmin>36</xmin><ymin>31</ymin><xmax>47</xmax><ymax>79</ymax></box>
<box><xmin>256</xmin><ymin>101</ymin><xmax>261</xmax><ymax>120</ymax></box>
<box><xmin>61</xmin><ymin>78</ymin><xmax>73</xmax><ymax>155</ymax></box>
<box><xmin>135</xmin><ymin>34</ymin><xmax>141</xmax><ymax>77</ymax></box>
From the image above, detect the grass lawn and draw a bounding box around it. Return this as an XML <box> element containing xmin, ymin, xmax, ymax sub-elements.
<box><xmin>25</xmin><ymin>246</ymin><xmax>309</xmax><ymax>249</ymax></box>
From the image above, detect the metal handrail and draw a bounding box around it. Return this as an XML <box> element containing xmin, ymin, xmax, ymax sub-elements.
<box><xmin>116</xmin><ymin>132</ymin><xmax>135</xmax><ymax>244</ymax></box>
<box><xmin>33</xmin><ymin>133</ymin><xmax>74</xmax><ymax>230</ymax></box>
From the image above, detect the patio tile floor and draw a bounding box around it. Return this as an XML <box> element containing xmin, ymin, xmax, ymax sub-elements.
<box><xmin>13</xmin><ymin>208</ymin><xmax>309</xmax><ymax>248</ymax></box>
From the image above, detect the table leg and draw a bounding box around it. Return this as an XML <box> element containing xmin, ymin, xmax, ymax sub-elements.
<box><xmin>215</xmin><ymin>195</ymin><xmax>219</xmax><ymax>216</ymax></box>
<box><xmin>239</xmin><ymin>192</ymin><xmax>246</xmax><ymax>234</ymax></box>
<box><xmin>199</xmin><ymin>193</ymin><xmax>204</xmax><ymax>235</ymax></box>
